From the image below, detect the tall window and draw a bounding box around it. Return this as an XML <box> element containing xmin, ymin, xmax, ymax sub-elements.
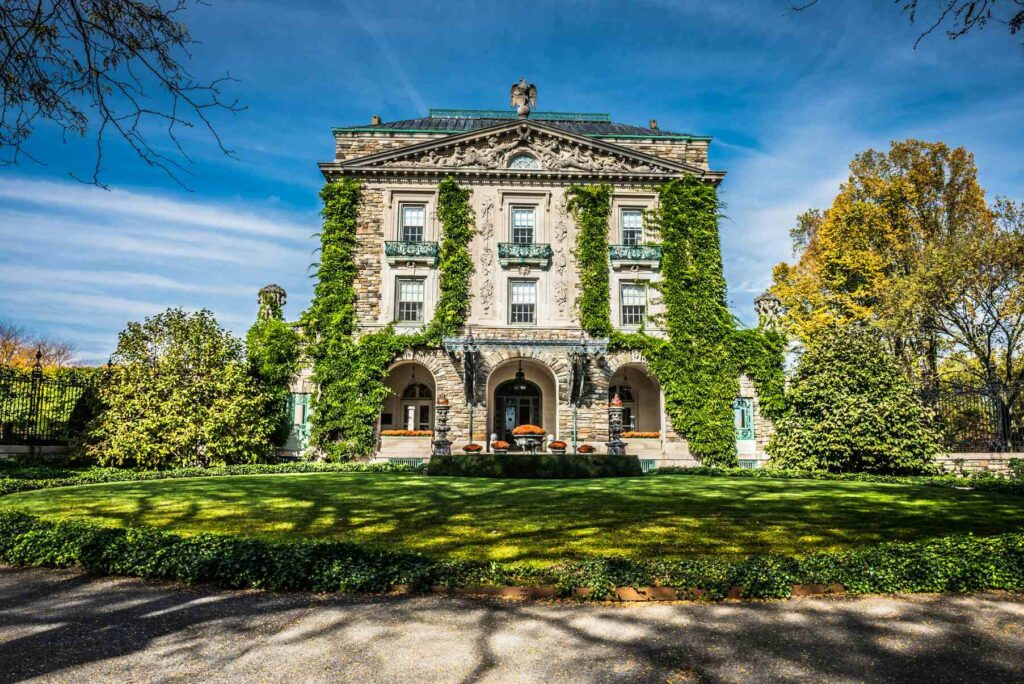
<box><xmin>396</xmin><ymin>278</ymin><xmax>424</xmax><ymax>323</ymax></box>
<box><xmin>511</xmin><ymin>207</ymin><xmax>536</xmax><ymax>244</ymax></box>
<box><xmin>400</xmin><ymin>204</ymin><xmax>425</xmax><ymax>242</ymax></box>
<box><xmin>509</xmin><ymin>280</ymin><xmax>537</xmax><ymax>324</ymax></box>
<box><xmin>621</xmin><ymin>282</ymin><xmax>647</xmax><ymax>326</ymax></box>
<box><xmin>621</xmin><ymin>209</ymin><xmax>644</xmax><ymax>246</ymax></box>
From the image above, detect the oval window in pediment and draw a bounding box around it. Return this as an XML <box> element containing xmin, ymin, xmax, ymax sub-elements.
<box><xmin>508</xmin><ymin>153</ymin><xmax>540</xmax><ymax>170</ymax></box>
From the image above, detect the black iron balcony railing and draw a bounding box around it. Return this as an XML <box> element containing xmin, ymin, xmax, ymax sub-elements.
<box><xmin>609</xmin><ymin>244</ymin><xmax>662</xmax><ymax>262</ymax></box>
<box><xmin>384</xmin><ymin>240</ymin><xmax>439</xmax><ymax>265</ymax></box>
<box><xmin>497</xmin><ymin>242</ymin><xmax>553</xmax><ymax>267</ymax></box>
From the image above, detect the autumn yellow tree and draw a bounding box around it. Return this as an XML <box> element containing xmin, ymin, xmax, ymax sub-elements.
<box><xmin>771</xmin><ymin>139</ymin><xmax>993</xmax><ymax>391</ymax></box>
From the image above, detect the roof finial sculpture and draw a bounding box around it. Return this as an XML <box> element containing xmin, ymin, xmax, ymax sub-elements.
<box><xmin>754</xmin><ymin>291</ymin><xmax>784</xmax><ymax>332</ymax></box>
<box><xmin>510</xmin><ymin>78</ymin><xmax>537</xmax><ymax>118</ymax></box>
<box><xmin>257</xmin><ymin>283</ymin><xmax>287</xmax><ymax>321</ymax></box>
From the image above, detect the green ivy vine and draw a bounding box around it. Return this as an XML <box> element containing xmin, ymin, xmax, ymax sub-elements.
<box><xmin>566</xmin><ymin>184</ymin><xmax>613</xmax><ymax>338</ymax></box>
<box><xmin>303</xmin><ymin>176</ymin><xmax>474</xmax><ymax>459</ymax></box>
<box><xmin>569</xmin><ymin>177</ymin><xmax>786</xmax><ymax>466</ymax></box>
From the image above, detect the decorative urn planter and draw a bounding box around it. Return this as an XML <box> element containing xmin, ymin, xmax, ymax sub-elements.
<box><xmin>491</xmin><ymin>440</ymin><xmax>510</xmax><ymax>455</ymax></box>
<box><xmin>549</xmin><ymin>440</ymin><xmax>567</xmax><ymax>455</ymax></box>
<box><xmin>511</xmin><ymin>425</ymin><xmax>546</xmax><ymax>455</ymax></box>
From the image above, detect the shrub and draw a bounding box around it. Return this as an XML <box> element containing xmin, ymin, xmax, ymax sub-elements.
<box><xmin>427</xmin><ymin>452</ymin><xmax>642</xmax><ymax>478</ymax></box>
<box><xmin>512</xmin><ymin>424</ymin><xmax>545</xmax><ymax>436</ymax></box>
<box><xmin>380</xmin><ymin>430</ymin><xmax>432</xmax><ymax>437</ymax></box>
<box><xmin>1009</xmin><ymin>458</ymin><xmax>1024</xmax><ymax>480</ymax></box>
<box><xmin>577</xmin><ymin>444</ymin><xmax>596</xmax><ymax>454</ymax></box>
<box><xmin>491</xmin><ymin>440</ymin><xmax>510</xmax><ymax>450</ymax></box>
<box><xmin>462</xmin><ymin>443</ymin><xmax>482</xmax><ymax>452</ymax></box>
<box><xmin>768</xmin><ymin>325</ymin><xmax>940</xmax><ymax>474</ymax></box>
<box><xmin>85</xmin><ymin>309</ymin><xmax>275</xmax><ymax>468</ymax></box>
<box><xmin>2</xmin><ymin>510</ymin><xmax>1022</xmax><ymax>600</ymax></box>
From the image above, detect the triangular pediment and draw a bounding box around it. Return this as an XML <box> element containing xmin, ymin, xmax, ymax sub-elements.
<box><xmin>338</xmin><ymin>119</ymin><xmax>709</xmax><ymax>178</ymax></box>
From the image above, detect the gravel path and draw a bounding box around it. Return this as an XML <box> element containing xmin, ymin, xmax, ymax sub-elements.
<box><xmin>1</xmin><ymin>566</ymin><xmax>1023</xmax><ymax>683</ymax></box>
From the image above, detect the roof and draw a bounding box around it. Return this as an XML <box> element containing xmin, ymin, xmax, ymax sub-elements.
<box><xmin>334</xmin><ymin>109</ymin><xmax>709</xmax><ymax>141</ymax></box>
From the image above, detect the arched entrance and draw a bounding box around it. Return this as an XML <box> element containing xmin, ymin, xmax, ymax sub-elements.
<box><xmin>382</xmin><ymin>361</ymin><xmax>436</xmax><ymax>432</ymax></box>
<box><xmin>494</xmin><ymin>374</ymin><xmax>542</xmax><ymax>442</ymax></box>
<box><xmin>608</xmin><ymin>364</ymin><xmax>661</xmax><ymax>433</ymax></box>
<box><xmin>486</xmin><ymin>357</ymin><xmax>559</xmax><ymax>445</ymax></box>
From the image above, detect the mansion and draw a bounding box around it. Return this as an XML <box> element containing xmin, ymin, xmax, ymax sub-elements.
<box><xmin>286</xmin><ymin>82</ymin><xmax>773</xmax><ymax>468</ymax></box>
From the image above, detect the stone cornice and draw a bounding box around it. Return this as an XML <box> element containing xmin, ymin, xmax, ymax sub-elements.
<box><xmin>319</xmin><ymin>119</ymin><xmax>725</xmax><ymax>185</ymax></box>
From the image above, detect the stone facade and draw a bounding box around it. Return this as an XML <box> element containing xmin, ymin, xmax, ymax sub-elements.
<box><xmin>300</xmin><ymin>86</ymin><xmax>770</xmax><ymax>466</ymax></box>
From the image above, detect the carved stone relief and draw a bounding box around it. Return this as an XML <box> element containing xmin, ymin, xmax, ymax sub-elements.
<box><xmin>552</xmin><ymin>200</ymin><xmax>570</xmax><ymax>317</ymax></box>
<box><xmin>479</xmin><ymin>197</ymin><xmax>495</xmax><ymax>316</ymax></box>
<box><xmin>376</xmin><ymin>128</ymin><xmax>661</xmax><ymax>174</ymax></box>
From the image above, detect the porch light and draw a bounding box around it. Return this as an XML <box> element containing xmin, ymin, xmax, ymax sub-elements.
<box><xmin>513</xmin><ymin>361</ymin><xmax>528</xmax><ymax>392</ymax></box>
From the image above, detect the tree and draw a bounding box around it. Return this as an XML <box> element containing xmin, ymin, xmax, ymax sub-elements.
<box><xmin>1</xmin><ymin>0</ymin><xmax>242</xmax><ymax>187</ymax></box>
<box><xmin>0</xmin><ymin>320</ymin><xmax>28</xmax><ymax>366</ymax></box>
<box><xmin>0</xmin><ymin>318</ymin><xmax>76</xmax><ymax>368</ymax></box>
<box><xmin>794</xmin><ymin>1</ymin><xmax>1024</xmax><ymax>49</ymax></box>
<box><xmin>246</xmin><ymin>285</ymin><xmax>299</xmax><ymax>447</ymax></box>
<box><xmin>86</xmin><ymin>308</ymin><xmax>273</xmax><ymax>467</ymax></box>
<box><xmin>905</xmin><ymin>197</ymin><xmax>1024</xmax><ymax>448</ymax></box>
<box><xmin>768</xmin><ymin>325</ymin><xmax>941</xmax><ymax>474</ymax></box>
<box><xmin>771</xmin><ymin>140</ymin><xmax>992</xmax><ymax>392</ymax></box>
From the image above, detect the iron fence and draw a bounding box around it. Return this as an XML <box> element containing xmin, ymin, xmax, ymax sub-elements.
<box><xmin>0</xmin><ymin>365</ymin><xmax>95</xmax><ymax>445</ymax></box>
<box><xmin>924</xmin><ymin>382</ymin><xmax>1024</xmax><ymax>453</ymax></box>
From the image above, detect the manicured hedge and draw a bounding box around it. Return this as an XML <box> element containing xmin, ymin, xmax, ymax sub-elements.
<box><xmin>1</xmin><ymin>510</ymin><xmax>1022</xmax><ymax>599</ymax></box>
<box><xmin>652</xmin><ymin>466</ymin><xmax>1024</xmax><ymax>496</ymax></box>
<box><xmin>0</xmin><ymin>461</ymin><xmax>421</xmax><ymax>496</ymax></box>
<box><xmin>427</xmin><ymin>452</ymin><xmax>643</xmax><ymax>478</ymax></box>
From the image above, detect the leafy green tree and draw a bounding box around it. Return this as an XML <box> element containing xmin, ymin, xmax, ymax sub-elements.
<box><xmin>87</xmin><ymin>308</ymin><xmax>274</xmax><ymax>468</ymax></box>
<box><xmin>246</xmin><ymin>286</ymin><xmax>299</xmax><ymax>447</ymax></box>
<box><xmin>768</xmin><ymin>325</ymin><xmax>940</xmax><ymax>474</ymax></box>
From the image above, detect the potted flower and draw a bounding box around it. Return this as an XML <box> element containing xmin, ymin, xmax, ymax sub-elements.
<box><xmin>577</xmin><ymin>443</ymin><xmax>596</xmax><ymax>454</ymax></box>
<box><xmin>511</xmin><ymin>424</ymin><xmax>546</xmax><ymax>454</ymax></box>
<box><xmin>622</xmin><ymin>431</ymin><xmax>660</xmax><ymax>439</ymax></box>
<box><xmin>463</xmin><ymin>443</ymin><xmax>483</xmax><ymax>453</ymax></box>
<box><xmin>549</xmin><ymin>440</ymin><xmax>567</xmax><ymax>454</ymax></box>
<box><xmin>380</xmin><ymin>429</ymin><xmax>433</xmax><ymax>437</ymax></box>
<box><xmin>491</xmin><ymin>440</ymin><xmax>510</xmax><ymax>455</ymax></box>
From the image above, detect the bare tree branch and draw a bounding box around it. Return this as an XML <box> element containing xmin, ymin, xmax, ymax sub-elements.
<box><xmin>0</xmin><ymin>0</ymin><xmax>244</xmax><ymax>188</ymax></box>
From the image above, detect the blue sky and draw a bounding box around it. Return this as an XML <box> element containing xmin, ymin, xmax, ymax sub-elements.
<box><xmin>2</xmin><ymin>0</ymin><xmax>1022</xmax><ymax>363</ymax></box>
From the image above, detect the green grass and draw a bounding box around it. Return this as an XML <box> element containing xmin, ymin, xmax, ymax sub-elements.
<box><xmin>1</xmin><ymin>472</ymin><xmax>1023</xmax><ymax>565</ymax></box>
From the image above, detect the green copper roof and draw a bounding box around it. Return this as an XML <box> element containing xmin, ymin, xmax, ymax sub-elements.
<box><xmin>428</xmin><ymin>109</ymin><xmax>612</xmax><ymax>122</ymax></box>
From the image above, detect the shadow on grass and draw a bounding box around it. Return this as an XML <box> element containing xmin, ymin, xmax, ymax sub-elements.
<box><xmin>2</xmin><ymin>473</ymin><xmax>1024</xmax><ymax>564</ymax></box>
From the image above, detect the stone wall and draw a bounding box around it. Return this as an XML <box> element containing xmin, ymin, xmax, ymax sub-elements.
<box><xmin>936</xmin><ymin>453</ymin><xmax>1019</xmax><ymax>476</ymax></box>
<box><xmin>611</xmin><ymin>139</ymin><xmax>709</xmax><ymax>169</ymax></box>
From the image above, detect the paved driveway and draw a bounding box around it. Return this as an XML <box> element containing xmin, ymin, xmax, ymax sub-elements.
<box><xmin>1</xmin><ymin>566</ymin><xmax>1023</xmax><ymax>683</ymax></box>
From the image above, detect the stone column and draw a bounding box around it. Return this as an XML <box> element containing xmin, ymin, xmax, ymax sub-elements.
<box><xmin>606</xmin><ymin>393</ymin><xmax>627</xmax><ymax>456</ymax></box>
<box><xmin>433</xmin><ymin>394</ymin><xmax>452</xmax><ymax>456</ymax></box>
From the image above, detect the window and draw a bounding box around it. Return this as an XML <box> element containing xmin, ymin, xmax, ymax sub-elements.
<box><xmin>508</xmin><ymin>154</ymin><xmax>539</xmax><ymax>169</ymax></box>
<box><xmin>511</xmin><ymin>207</ymin><xmax>536</xmax><ymax>244</ymax></box>
<box><xmin>621</xmin><ymin>282</ymin><xmax>647</xmax><ymax>326</ymax></box>
<box><xmin>509</xmin><ymin>280</ymin><xmax>537</xmax><ymax>324</ymax></box>
<box><xmin>621</xmin><ymin>209</ymin><xmax>644</xmax><ymax>246</ymax></box>
<box><xmin>734</xmin><ymin>398</ymin><xmax>755</xmax><ymax>440</ymax></box>
<box><xmin>400</xmin><ymin>204</ymin><xmax>425</xmax><ymax>242</ymax></box>
<box><xmin>396</xmin><ymin>278</ymin><xmax>424</xmax><ymax>323</ymax></box>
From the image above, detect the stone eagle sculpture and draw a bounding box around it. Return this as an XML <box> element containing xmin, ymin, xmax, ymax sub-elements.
<box><xmin>510</xmin><ymin>78</ymin><xmax>538</xmax><ymax>117</ymax></box>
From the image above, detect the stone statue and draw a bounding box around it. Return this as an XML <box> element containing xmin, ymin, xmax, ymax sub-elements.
<box><xmin>510</xmin><ymin>78</ymin><xmax>538</xmax><ymax>117</ymax></box>
<box><xmin>754</xmin><ymin>291</ymin><xmax>784</xmax><ymax>331</ymax></box>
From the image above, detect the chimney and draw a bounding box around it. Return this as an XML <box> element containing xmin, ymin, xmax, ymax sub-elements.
<box><xmin>371</xmin><ymin>114</ymin><xmax>382</xmax><ymax>126</ymax></box>
<box><xmin>649</xmin><ymin>119</ymin><xmax>658</xmax><ymax>130</ymax></box>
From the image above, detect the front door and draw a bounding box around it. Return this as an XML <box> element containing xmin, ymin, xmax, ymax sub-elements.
<box><xmin>494</xmin><ymin>378</ymin><xmax>542</xmax><ymax>444</ymax></box>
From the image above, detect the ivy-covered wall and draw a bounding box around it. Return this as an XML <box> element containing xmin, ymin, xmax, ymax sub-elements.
<box><xmin>568</xmin><ymin>178</ymin><xmax>786</xmax><ymax>466</ymax></box>
<box><xmin>303</xmin><ymin>177</ymin><xmax>475</xmax><ymax>459</ymax></box>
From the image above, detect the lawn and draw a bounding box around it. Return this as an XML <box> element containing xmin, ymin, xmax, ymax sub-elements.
<box><xmin>1</xmin><ymin>472</ymin><xmax>1023</xmax><ymax>565</ymax></box>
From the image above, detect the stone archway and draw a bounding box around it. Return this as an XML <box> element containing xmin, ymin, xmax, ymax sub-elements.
<box><xmin>382</xmin><ymin>361</ymin><xmax>437</xmax><ymax>432</ymax></box>
<box><xmin>607</xmin><ymin>363</ymin><xmax>662</xmax><ymax>434</ymax></box>
<box><xmin>485</xmin><ymin>357</ymin><xmax>560</xmax><ymax>443</ymax></box>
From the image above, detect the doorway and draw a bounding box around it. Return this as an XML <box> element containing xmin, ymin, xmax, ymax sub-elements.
<box><xmin>494</xmin><ymin>378</ymin><xmax>542</xmax><ymax>443</ymax></box>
